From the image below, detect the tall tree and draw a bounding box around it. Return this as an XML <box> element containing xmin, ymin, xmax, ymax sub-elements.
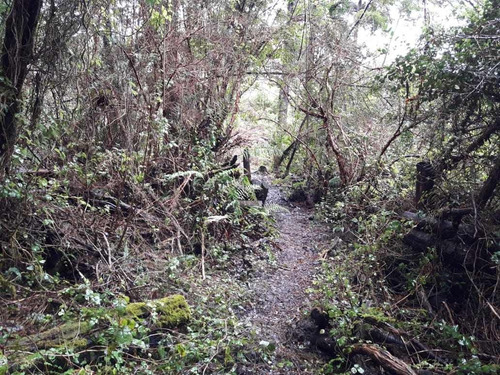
<box><xmin>273</xmin><ymin>0</ymin><xmax>395</xmax><ymax>185</ymax></box>
<box><xmin>385</xmin><ymin>0</ymin><xmax>499</xmax><ymax>208</ymax></box>
<box><xmin>0</xmin><ymin>0</ymin><xmax>43</xmax><ymax>180</ymax></box>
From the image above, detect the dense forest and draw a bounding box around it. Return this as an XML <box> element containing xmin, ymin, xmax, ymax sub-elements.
<box><xmin>0</xmin><ymin>0</ymin><xmax>498</xmax><ymax>374</ymax></box>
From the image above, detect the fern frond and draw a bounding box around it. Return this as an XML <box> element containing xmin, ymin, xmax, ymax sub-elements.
<box><xmin>233</xmin><ymin>184</ymin><xmax>257</xmax><ymax>201</ymax></box>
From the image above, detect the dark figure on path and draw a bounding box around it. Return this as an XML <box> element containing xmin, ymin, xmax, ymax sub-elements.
<box><xmin>243</xmin><ymin>148</ymin><xmax>269</xmax><ymax>206</ymax></box>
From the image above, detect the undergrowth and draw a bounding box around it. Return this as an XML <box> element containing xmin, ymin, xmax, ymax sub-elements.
<box><xmin>312</xmin><ymin>169</ymin><xmax>499</xmax><ymax>374</ymax></box>
<box><xmin>0</xmin><ymin>141</ymin><xmax>280</xmax><ymax>373</ymax></box>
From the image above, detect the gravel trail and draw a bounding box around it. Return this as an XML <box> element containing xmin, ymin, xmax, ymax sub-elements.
<box><xmin>239</xmin><ymin>177</ymin><xmax>332</xmax><ymax>374</ymax></box>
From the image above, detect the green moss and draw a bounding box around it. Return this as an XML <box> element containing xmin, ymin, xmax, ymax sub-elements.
<box><xmin>292</xmin><ymin>181</ymin><xmax>305</xmax><ymax>189</ymax></box>
<box><xmin>5</xmin><ymin>295</ymin><xmax>190</xmax><ymax>372</ymax></box>
<box><xmin>0</xmin><ymin>353</ymin><xmax>7</xmax><ymax>375</ymax></box>
<box><xmin>125</xmin><ymin>294</ymin><xmax>190</xmax><ymax>327</ymax></box>
<box><xmin>125</xmin><ymin>301</ymin><xmax>147</xmax><ymax>316</ymax></box>
<box><xmin>14</xmin><ymin>321</ymin><xmax>91</xmax><ymax>350</ymax></box>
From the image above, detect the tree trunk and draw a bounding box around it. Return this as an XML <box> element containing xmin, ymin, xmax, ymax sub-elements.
<box><xmin>477</xmin><ymin>155</ymin><xmax>500</xmax><ymax>209</ymax></box>
<box><xmin>274</xmin><ymin>116</ymin><xmax>308</xmax><ymax>175</ymax></box>
<box><xmin>0</xmin><ymin>0</ymin><xmax>43</xmax><ymax>180</ymax></box>
<box><xmin>278</xmin><ymin>85</ymin><xmax>288</xmax><ymax>129</ymax></box>
<box><xmin>415</xmin><ymin>161</ymin><xmax>435</xmax><ymax>208</ymax></box>
<box><xmin>325</xmin><ymin>119</ymin><xmax>350</xmax><ymax>185</ymax></box>
<box><xmin>243</xmin><ymin>148</ymin><xmax>251</xmax><ymax>182</ymax></box>
<box><xmin>283</xmin><ymin>141</ymin><xmax>299</xmax><ymax>178</ymax></box>
<box><xmin>273</xmin><ymin>139</ymin><xmax>296</xmax><ymax>173</ymax></box>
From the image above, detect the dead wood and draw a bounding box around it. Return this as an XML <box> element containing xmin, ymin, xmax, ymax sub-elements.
<box><xmin>362</xmin><ymin>317</ymin><xmax>446</xmax><ymax>364</ymax></box>
<box><xmin>18</xmin><ymin>168</ymin><xmax>55</xmax><ymax>177</ymax></box>
<box><xmin>401</xmin><ymin>211</ymin><xmax>484</xmax><ymax>262</ymax></box>
<box><xmin>206</xmin><ymin>157</ymin><xmax>239</xmax><ymax>179</ymax></box>
<box><xmin>350</xmin><ymin>344</ymin><xmax>418</xmax><ymax>375</ymax></box>
<box><xmin>402</xmin><ymin>212</ymin><xmax>457</xmax><ymax>239</ymax></box>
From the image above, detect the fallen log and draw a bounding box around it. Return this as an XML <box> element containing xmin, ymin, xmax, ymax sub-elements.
<box><xmin>356</xmin><ymin>317</ymin><xmax>446</xmax><ymax>364</ymax></box>
<box><xmin>308</xmin><ymin>310</ymin><xmax>444</xmax><ymax>374</ymax></box>
<box><xmin>403</xmin><ymin>229</ymin><xmax>436</xmax><ymax>252</ymax></box>
<box><xmin>402</xmin><ymin>211</ymin><xmax>479</xmax><ymax>242</ymax></box>
<box><xmin>401</xmin><ymin>211</ymin><xmax>491</xmax><ymax>271</ymax></box>
<box><xmin>402</xmin><ymin>212</ymin><xmax>456</xmax><ymax>239</ymax></box>
<box><xmin>363</xmin><ymin>324</ymin><xmax>446</xmax><ymax>364</ymax></box>
<box><xmin>5</xmin><ymin>295</ymin><xmax>190</xmax><ymax>372</ymax></box>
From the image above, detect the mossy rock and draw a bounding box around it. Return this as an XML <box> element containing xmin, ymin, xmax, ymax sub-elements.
<box><xmin>125</xmin><ymin>294</ymin><xmax>190</xmax><ymax>327</ymax></box>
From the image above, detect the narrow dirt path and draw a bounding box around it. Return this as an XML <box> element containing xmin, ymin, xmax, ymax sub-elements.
<box><xmin>240</xmin><ymin>178</ymin><xmax>332</xmax><ymax>374</ymax></box>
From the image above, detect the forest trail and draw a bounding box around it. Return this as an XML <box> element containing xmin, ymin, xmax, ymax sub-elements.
<box><xmin>239</xmin><ymin>177</ymin><xmax>332</xmax><ymax>374</ymax></box>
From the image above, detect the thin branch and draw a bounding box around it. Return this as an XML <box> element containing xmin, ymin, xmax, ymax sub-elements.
<box><xmin>347</xmin><ymin>0</ymin><xmax>374</xmax><ymax>39</ymax></box>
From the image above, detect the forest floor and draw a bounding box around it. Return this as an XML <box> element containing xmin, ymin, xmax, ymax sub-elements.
<box><xmin>234</xmin><ymin>176</ymin><xmax>333</xmax><ymax>374</ymax></box>
<box><xmin>0</xmin><ymin>173</ymin><xmax>339</xmax><ymax>375</ymax></box>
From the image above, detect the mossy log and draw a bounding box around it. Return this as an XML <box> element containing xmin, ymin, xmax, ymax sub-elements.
<box><xmin>5</xmin><ymin>295</ymin><xmax>190</xmax><ymax>372</ymax></box>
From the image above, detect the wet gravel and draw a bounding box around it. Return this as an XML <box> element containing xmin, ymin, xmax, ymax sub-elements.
<box><xmin>239</xmin><ymin>176</ymin><xmax>332</xmax><ymax>374</ymax></box>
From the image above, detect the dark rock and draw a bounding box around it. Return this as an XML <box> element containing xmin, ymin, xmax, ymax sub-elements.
<box><xmin>315</xmin><ymin>334</ymin><xmax>338</xmax><ymax>356</ymax></box>
<box><xmin>288</xmin><ymin>188</ymin><xmax>307</xmax><ymax>202</ymax></box>
<box><xmin>310</xmin><ymin>307</ymin><xmax>330</xmax><ymax>330</ymax></box>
